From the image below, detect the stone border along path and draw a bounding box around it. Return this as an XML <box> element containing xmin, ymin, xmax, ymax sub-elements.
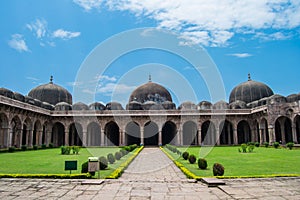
<box><xmin>0</xmin><ymin>147</ymin><xmax>300</xmax><ymax>199</ymax></box>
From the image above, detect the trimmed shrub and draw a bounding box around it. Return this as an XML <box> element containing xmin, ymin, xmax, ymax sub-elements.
<box><xmin>198</xmin><ymin>158</ymin><xmax>208</xmax><ymax>169</ymax></box>
<box><xmin>247</xmin><ymin>142</ymin><xmax>255</xmax><ymax>146</ymax></box>
<box><xmin>72</xmin><ymin>146</ymin><xmax>80</xmax><ymax>154</ymax></box>
<box><xmin>48</xmin><ymin>143</ymin><xmax>54</xmax><ymax>148</ymax></box>
<box><xmin>61</xmin><ymin>146</ymin><xmax>71</xmax><ymax>155</ymax></box>
<box><xmin>41</xmin><ymin>144</ymin><xmax>47</xmax><ymax>149</ymax></box>
<box><xmin>99</xmin><ymin>156</ymin><xmax>108</xmax><ymax>170</ymax></box>
<box><xmin>107</xmin><ymin>153</ymin><xmax>115</xmax><ymax>164</ymax></box>
<box><xmin>273</xmin><ymin>142</ymin><xmax>280</xmax><ymax>149</ymax></box>
<box><xmin>264</xmin><ymin>142</ymin><xmax>269</xmax><ymax>148</ymax></box>
<box><xmin>286</xmin><ymin>142</ymin><xmax>294</xmax><ymax>150</ymax></box>
<box><xmin>33</xmin><ymin>145</ymin><xmax>38</xmax><ymax>150</ymax></box>
<box><xmin>254</xmin><ymin>142</ymin><xmax>260</xmax><ymax>147</ymax></box>
<box><xmin>248</xmin><ymin>145</ymin><xmax>255</xmax><ymax>153</ymax></box>
<box><xmin>241</xmin><ymin>143</ymin><xmax>247</xmax><ymax>153</ymax></box>
<box><xmin>81</xmin><ymin>161</ymin><xmax>88</xmax><ymax>173</ymax></box>
<box><xmin>115</xmin><ymin>152</ymin><xmax>122</xmax><ymax>160</ymax></box>
<box><xmin>182</xmin><ymin>151</ymin><xmax>189</xmax><ymax>160</ymax></box>
<box><xmin>213</xmin><ymin>163</ymin><xmax>225</xmax><ymax>176</ymax></box>
<box><xmin>120</xmin><ymin>149</ymin><xmax>127</xmax><ymax>156</ymax></box>
<box><xmin>188</xmin><ymin>154</ymin><xmax>196</xmax><ymax>164</ymax></box>
<box><xmin>8</xmin><ymin>147</ymin><xmax>15</xmax><ymax>153</ymax></box>
<box><xmin>21</xmin><ymin>145</ymin><xmax>27</xmax><ymax>151</ymax></box>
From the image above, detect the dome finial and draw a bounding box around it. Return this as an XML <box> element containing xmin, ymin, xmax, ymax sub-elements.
<box><xmin>50</xmin><ymin>75</ymin><xmax>53</xmax><ymax>84</ymax></box>
<box><xmin>149</xmin><ymin>74</ymin><xmax>152</xmax><ymax>82</ymax></box>
<box><xmin>248</xmin><ymin>73</ymin><xmax>251</xmax><ymax>81</ymax></box>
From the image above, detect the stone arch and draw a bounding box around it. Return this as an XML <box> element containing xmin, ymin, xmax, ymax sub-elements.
<box><xmin>33</xmin><ymin>120</ymin><xmax>42</xmax><ymax>146</ymax></box>
<box><xmin>52</xmin><ymin>122</ymin><xmax>65</xmax><ymax>147</ymax></box>
<box><xmin>22</xmin><ymin>118</ymin><xmax>32</xmax><ymax>146</ymax></box>
<box><xmin>219</xmin><ymin>120</ymin><xmax>233</xmax><ymax>145</ymax></box>
<box><xmin>87</xmin><ymin>122</ymin><xmax>101</xmax><ymax>146</ymax></box>
<box><xmin>254</xmin><ymin>120</ymin><xmax>260</xmax><ymax>143</ymax></box>
<box><xmin>0</xmin><ymin>113</ymin><xmax>9</xmax><ymax>148</ymax></box>
<box><xmin>201</xmin><ymin>120</ymin><xmax>216</xmax><ymax>145</ymax></box>
<box><xmin>42</xmin><ymin>121</ymin><xmax>50</xmax><ymax>145</ymax></box>
<box><xmin>125</xmin><ymin>121</ymin><xmax>140</xmax><ymax>146</ymax></box>
<box><xmin>69</xmin><ymin>123</ymin><xmax>83</xmax><ymax>146</ymax></box>
<box><xmin>105</xmin><ymin>121</ymin><xmax>120</xmax><ymax>146</ymax></box>
<box><xmin>294</xmin><ymin>115</ymin><xmax>300</xmax><ymax>143</ymax></box>
<box><xmin>144</xmin><ymin>121</ymin><xmax>158</xmax><ymax>146</ymax></box>
<box><xmin>11</xmin><ymin>116</ymin><xmax>21</xmax><ymax>147</ymax></box>
<box><xmin>260</xmin><ymin>118</ymin><xmax>269</xmax><ymax>143</ymax></box>
<box><xmin>237</xmin><ymin>120</ymin><xmax>251</xmax><ymax>144</ymax></box>
<box><xmin>162</xmin><ymin>121</ymin><xmax>177</xmax><ymax>145</ymax></box>
<box><xmin>275</xmin><ymin>116</ymin><xmax>292</xmax><ymax>144</ymax></box>
<box><xmin>182</xmin><ymin>121</ymin><xmax>198</xmax><ymax>145</ymax></box>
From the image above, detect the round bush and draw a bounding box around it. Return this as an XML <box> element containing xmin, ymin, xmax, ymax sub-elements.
<box><xmin>99</xmin><ymin>156</ymin><xmax>108</xmax><ymax>170</ymax></box>
<box><xmin>21</xmin><ymin>145</ymin><xmax>27</xmax><ymax>151</ymax></box>
<box><xmin>273</xmin><ymin>142</ymin><xmax>280</xmax><ymax>149</ymax></box>
<box><xmin>115</xmin><ymin>152</ymin><xmax>122</xmax><ymax>160</ymax></box>
<box><xmin>120</xmin><ymin>149</ymin><xmax>127</xmax><ymax>156</ymax></box>
<box><xmin>286</xmin><ymin>142</ymin><xmax>294</xmax><ymax>150</ymax></box>
<box><xmin>8</xmin><ymin>147</ymin><xmax>15</xmax><ymax>153</ymax></box>
<box><xmin>182</xmin><ymin>152</ymin><xmax>189</xmax><ymax>160</ymax></box>
<box><xmin>198</xmin><ymin>158</ymin><xmax>207</xmax><ymax>169</ymax></box>
<box><xmin>107</xmin><ymin>153</ymin><xmax>115</xmax><ymax>164</ymax></box>
<box><xmin>33</xmin><ymin>145</ymin><xmax>38</xmax><ymax>150</ymax></box>
<box><xmin>213</xmin><ymin>163</ymin><xmax>225</xmax><ymax>176</ymax></box>
<box><xmin>188</xmin><ymin>154</ymin><xmax>197</xmax><ymax>164</ymax></box>
<box><xmin>254</xmin><ymin>142</ymin><xmax>260</xmax><ymax>147</ymax></box>
<box><xmin>264</xmin><ymin>142</ymin><xmax>269</xmax><ymax>148</ymax></box>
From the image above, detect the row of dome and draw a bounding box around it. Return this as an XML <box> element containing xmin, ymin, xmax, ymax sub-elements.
<box><xmin>1</xmin><ymin>87</ymin><xmax>300</xmax><ymax>111</ymax></box>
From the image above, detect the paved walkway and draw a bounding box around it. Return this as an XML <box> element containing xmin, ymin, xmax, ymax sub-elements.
<box><xmin>0</xmin><ymin>147</ymin><xmax>300</xmax><ymax>199</ymax></box>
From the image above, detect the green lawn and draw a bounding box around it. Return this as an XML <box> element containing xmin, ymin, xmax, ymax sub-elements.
<box><xmin>0</xmin><ymin>147</ymin><xmax>136</xmax><ymax>178</ymax></box>
<box><xmin>165</xmin><ymin>146</ymin><xmax>300</xmax><ymax>177</ymax></box>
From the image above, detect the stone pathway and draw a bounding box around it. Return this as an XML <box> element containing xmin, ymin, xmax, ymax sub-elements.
<box><xmin>0</xmin><ymin>147</ymin><xmax>300</xmax><ymax>199</ymax></box>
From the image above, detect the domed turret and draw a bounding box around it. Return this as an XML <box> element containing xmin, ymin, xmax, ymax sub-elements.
<box><xmin>28</xmin><ymin>76</ymin><xmax>72</xmax><ymax>105</ymax></box>
<box><xmin>129</xmin><ymin>77</ymin><xmax>172</xmax><ymax>104</ymax></box>
<box><xmin>229</xmin><ymin>74</ymin><xmax>273</xmax><ymax>104</ymax></box>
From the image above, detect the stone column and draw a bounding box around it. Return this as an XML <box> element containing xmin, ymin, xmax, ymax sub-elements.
<box><xmin>292</xmin><ymin>125</ymin><xmax>297</xmax><ymax>143</ymax></box>
<box><xmin>140</xmin><ymin>126</ymin><xmax>144</xmax><ymax>145</ymax></box>
<box><xmin>100</xmin><ymin>128</ymin><xmax>104</xmax><ymax>146</ymax></box>
<box><xmin>64</xmin><ymin>131</ymin><xmax>69</xmax><ymax>146</ymax></box>
<box><xmin>233</xmin><ymin>128</ymin><xmax>238</xmax><ymax>145</ymax></box>
<box><xmin>82</xmin><ymin>131</ymin><xmax>87</xmax><ymax>147</ymax></box>
<box><xmin>119</xmin><ymin>130</ymin><xmax>123</xmax><ymax>146</ymax></box>
<box><xmin>216</xmin><ymin>127</ymin><xmax>220</xmax><ymax>145</ymax></box>
<box><xmin>176</xmin><ymin>130</ymin><xmax>180</xmax><ymax>146</ymax></box>
<box><xmin>268</xmin><ymin>126</ymin><xmax>275</xmax><ymax>144</ymax></box>
<box><xmin>8</xmin><ymin>128</ymin><xmax>12</xmax><ymax>147</ymax></box>
<box><xmin>227</xmin><ymin>126</ymin><xmax>232</xmax><ymax>145</ymax></box>
<box><xmin>158</xmin><ymin>130</ymin><xmax>162</xmax><ymax>146</ymax></box>
<box><xmin>259</xmin><ymin>129</ymin><xmax>264</xmax><ymax>144</ymax></box>
<box><xmin>280</xmin><ymin>123</ymin><xmax>286</xmax><ymax>144</ymax></box>
<box><xmin>198</xmin><ymin>128</ymin><xmax>202</xmax><ymax>146</ymax></box>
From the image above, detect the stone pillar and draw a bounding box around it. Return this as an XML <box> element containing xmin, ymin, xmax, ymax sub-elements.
<box><xmin>122</xmin><ymin>130</ymin><xmax>125</xmax><ymax>146</ymax></box>
<box><xmin>176</xmin><ymin>130</ymin><xmax>180</xmax><ymax>146</ymax></box>
<box><xmin>216</xmin><ymin>127</ymin><xmax>220</xmax><ymax>146</ymax></box>
<box><xmin>82</xmin><ymin>131</ymin><xmax>87</xmax><ymax>147</ymax></box>
<box><xmin>64</xmin><ymin>131</ymin><xmax>69</xmax><ymax>146</ymax></box>
<box><xmin>119</xmin><ymin>130</ymin><xmax>123</xmax><ymax>146</ymax></box>
<box><xmin>8</xmin><ymin>128</ymin><xmax>12</xmax><ymax>147</ymax></box>
<box><xmin>259</xmin><ymin>129</ymin><xmax>264</xmax><ymax>144</ymax></box>
<box><xmin>38</xmin><ymin>130</ymin><xmax>43</xmax><ymax>146</ymax></box>
<box><xmin>140</xmin><ymin>126</ymin><xmax>144</xmax><ymax>145</ymax></box>
<box><xmin>292</xmin><ymin>125</ymin><xmax>297</xmax><ymax>143</ymax></box>
<box><xmin>233</xmin><ymin>128</ymin><xmax>238</xmax><ymax>145</ymax></box>
<box><xmin>227</xmin><ymin>126</ymin><xmax>232</xmax><ymax>145</ymax></box>
<box><xmin>280</xmin><ymin>123</ymin><xmax>286</xmax><ymax>144</ymax></box>
<box><xmin>198</xmin><ymin>128</ymin><xmax>202</xmax><ymax>146</ymax></box>
<box><xmin>100</xmin><ymin>128</ymin><xmax>104</xmax><ymax>146</ymax></box>
<box><xmin>28</xmin><ymin>129</ymin><xmax>34</xmax><ymax>147</ymax></box>
<box><xmin>158</xmin><ymin>130</ymin><xmax>162</xmax><ymax>146</ymax></box>
<box><xmin>268</xmin><ymin>126</ymin><xmax>275</xmax><ymax>144</ymax></box>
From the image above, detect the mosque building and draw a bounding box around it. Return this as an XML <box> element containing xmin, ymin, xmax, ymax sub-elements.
<box><xmin>0</xmin><ymin>74</ymin><xmax>299</xmax><ymax>148</ymax></box>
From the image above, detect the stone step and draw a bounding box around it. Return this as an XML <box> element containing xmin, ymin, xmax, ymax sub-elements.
<box><xmin>200</xmin><ymin>178</ymin><xmax>226</xmax><ymax>187</ymax></box>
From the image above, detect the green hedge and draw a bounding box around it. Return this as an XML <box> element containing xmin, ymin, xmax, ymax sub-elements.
<box><xmin>0</xmin><ymin>173</ymin><xmax>92</xmax><ymax>179</ymax></box>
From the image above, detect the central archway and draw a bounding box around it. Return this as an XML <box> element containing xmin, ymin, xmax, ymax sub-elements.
<box><xmin>125</xmin><ymin>121</ymin><xmax>140</xmax><ymax>145</ymax></box>
<box><xmin>144</xmin><ymin>121</ymin><xmax>158</xmax><ymax>146</ymax></box>
<box><xmin>162</xmin><ymin>121</ymin><xmax>177</xmax><ymax>145</ymax></box>
<box><xmin>105</xmin><ymin>121</ymin><xmax>119</xmax><ymax>146</ymax></box>
<box><xmin>237</xmin><ymin>120</ymin><xmax>251</xmax><ymax>144</ymax></box>
<box><xmin>183</xmin><ymin>121</ymin><xmax>198</xmax><ymax>145</ymax></box>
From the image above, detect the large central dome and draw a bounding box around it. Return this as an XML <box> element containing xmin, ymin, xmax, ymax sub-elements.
<box><xmin>129</xmin><ymin>80</ymin><xmax>172</xmax><ymax>104</ymax></box>
<box><xmin>229</xmin><ymin>75</ymin><xmax>274</xmax><ymax>104</ymax></box>
<box><xmin>28</xmin><ymin>76</ymin><xmax>72</xmax><ymax>105</ymax></box>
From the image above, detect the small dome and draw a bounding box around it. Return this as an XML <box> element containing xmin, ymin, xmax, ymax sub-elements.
<box><xmin>267</xmin><ymin>94</ymin><xmax>286</xmax><ymax>104</ymax></box>
<box><xmin>106</xmin><ymin>102</ymin><xmax>124</xmax><ymax>110</ymax></box>
<box><xmin>142</xmin><ymin>101</ymin><xmax>163</xmax><ymax>110</ymax></box>
<box><xmin>229</xmin><ymin>100</ymin><xmax>247</xmax><ymax>109</ymax></box>
<box><xmin>286</xmin><ymin>94</ymin><xmax>300</xmax><ymax>103</ymax></box>
<box><xmin>41</xmin><ymin>102</ymin><xmax>54</xmax><ymax>110</ymax></box>
<box><xmin>0</xmin><ymin>88</ymin><xmax>14</xmax><ymax>98</ymax></box>
<box><xmin>55</xmin><ymin>102</ymin><xmax>72</xmax><ymax>111</ymax></box>
<box><xmin>13</xmin><ymin>92</ymin><xmax>25</xmax><ymax>102</ymax></box>
<box><xmin>229</xmin><ymin>75</ymin><xmax>274</xmax><ymax>104</ymax></box>
<box><xmin>162</xmin><ymin>101</ymin><xmax>176</xmax><ymax>110</ymax></box>
<box><xmin>127</xmin><ymin>101</ymin><xmax>143</xmax><ymax>110</ymax></box>
<box><xmin>89</xmin><ymin>102</ymin><xmax>105</xmax><ymax>110</ymax></box>
<box><xmin>213</xmin><ymin>100</ymin><xmax>229</xmax><ymax>110</ymax></box>
<box><xmin>197</xmin><ymin>101</ymin><xmax>212</xmax><ymax>110</ymax></box>
<box><xmin>72</xmin><ymin>102</ymin><xmax>89</xmax><ymax>110</ymax></box>
<box><xmin>28</xmin><ymin>76</ymin><xmax>72</xmax><ymax>105</ymax></box>
<box><xmin>178</xmin><ymin>101</ymin><xmax>197</xmax><ymax>110</ymax></box>
<box><xmin>34</xmin><ymin>99</ymin><xmax>42</xmax><ymax>107</ymax></box>
<box><xmin>247</xmin><ymin>100</ymin><xmax>259</xmax><ymax>108</ymax></box>
<box><xmin>129</xmin><ymin>80</ymin><xmax>172</xmax><ymax>104</ymax></box>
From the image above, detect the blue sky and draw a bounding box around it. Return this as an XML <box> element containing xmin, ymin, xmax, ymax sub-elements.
<box><xmin>1</xmin><ymin>0</ymin><xmax>300</xmax><ymax>106</ymax></box>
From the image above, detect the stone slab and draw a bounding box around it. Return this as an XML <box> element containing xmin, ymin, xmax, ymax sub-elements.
<box><xmin>81</xmin><ymin>180</ymin><xmax>104</xmax><ymax>185</ymax></box>
<box><xmin>200</xmin><ymin>178</ymin><xmax>225</xmax><ymax>187</ymax></box>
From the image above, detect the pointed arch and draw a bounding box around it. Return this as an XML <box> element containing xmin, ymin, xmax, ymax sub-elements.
<box><xmin>33</xmin><ymin>120</ymin><xmax>42</xmax><ymax>146</ymax></box>
<box><xmin>201</xmin><ymin>120</ymin><xmax>216</xmax><ymax>145</ymax></box>
<box><xmin>219</xmin><ymin>120</ymin><xmax>233</xmax><ymax>145</ymax></box>
<box><xmin>52</xmin><ymin>122</ymin><xmax>65</xmax><ymax>147</ymax></box>
<box><xmin>162</xmin><ymin>121</ymin><xmax>177</xmax><ymax>145</ymax></box>
<box><xmin>0</xmin><ymin>113</ymin><xmax>9</xmax><ymax>148</ymax></box>
<box><xmin>237</xmin><ymin>120</ymin><xmax>251</xmax><ymax>144</ymax></box>
<box><xmin>275</xmin><ymin>116</ymin><xmax>292</xmax><ymax>144</ymax></box>
<box><xmin>294</xmin><ymin>115</ymin><xmax>300</xmax><ymax>143</ymax></box>
<box><xmin>87</xmin><ymin>122</ymin><xmax>101</xmax><ymax>146</ymax></box>
<box><xmin>11</xmin><ymin>116</ymin><xmax>21</xmax><ymax>147</ymax></box>
<box><xmin>144</xmin><ymin>121</ymin><xmax>158</xmax><ymax>146</ymax></box>
<box><xmin>183</xmin><ymin>121</ymin><xmax>198</xmax><ymax>145</ymax></box>
<box><xmin>104</xmin><ymin>121</ymin><xmax>119</xmax><ymax>146</ymax></box>
<box><xmin>125</xmin><ymin>121</ymin><xmax>140</xmax><ymax>145</ymax></box>
<box><xmin>69</xmin><ymin>123</ymin><xmax>83</xmax><ymax>146</ymax></box>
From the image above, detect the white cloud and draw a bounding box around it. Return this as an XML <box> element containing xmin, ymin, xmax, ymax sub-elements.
<box><xmin>228</xmin><ymin>53</ymin><xmax>253</xmax><ymax>58</ymax></box>
<box><xmin>8</xmin><ymin>34</ymin><xmax>30</xmax><ymax>52</ymax></box>
<box><xmin>97</xmin><ymin>83</ymin><xmax>136</xmax><ymax>95</ymax></box>
<box><xmin>52</xmin><ymin>29</ymin><xmax>81</xmax><ymax>40</ymax></box>
<box><xmin>26</xmin><ymin>19</ymin><xmax>47</xmax><ymax>39</ymax></box>
<box><xmin>96</xmin><ymin>75</ymin><xmax>117</xmax><ymax>82</ymax></box>
<box><xmin>75</xmin><ymin>0</ymin><xmax>300</xmax><ymax>46</ymax></box>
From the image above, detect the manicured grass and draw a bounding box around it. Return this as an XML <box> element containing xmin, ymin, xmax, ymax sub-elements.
<box><xmin>0</xmin><ymin>147</ymin><xmax>137</xmax><ymax>178</ymax></box>
<box><xmin>165</xmin><ymin>146</ymin><xmax>300</xmax><ymax>177</ymax></box>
